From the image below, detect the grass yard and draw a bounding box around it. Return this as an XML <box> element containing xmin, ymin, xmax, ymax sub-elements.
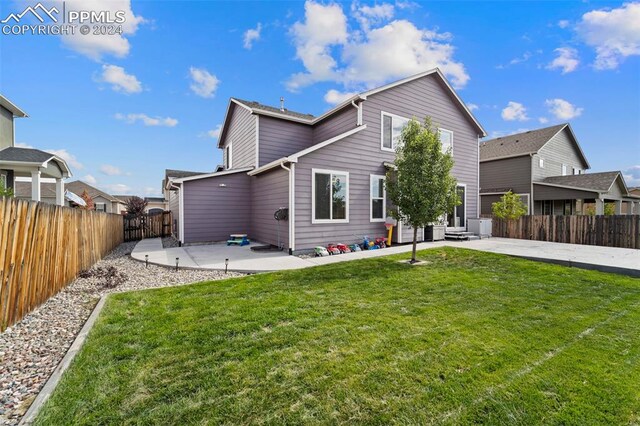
<box><xmin>36</xmin><ymin>248</ymin><xmax>640</xmax><ymax>425</ymax></box>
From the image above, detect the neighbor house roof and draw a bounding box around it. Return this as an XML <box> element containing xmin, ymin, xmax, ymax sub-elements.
<box><xmin>165</xmin><ymin>169</ymin><xmax>206</xmax><ymax>179</ymax></box>
<box><xmin>218</xmin><ymin>68</ymin><xmax>486</xmax><ymax>147</ymax></box>
<box><xmin>479</xmin><ymin>123</ymin><xmax>590</xmax><ymax>168</ymax></box>
<box><xmin>0</xmin><ymin>147</ymin><xmax>56</xmax><ymax>163</ymax></box>
<box><xmin>540</xmin><ymin>171</ymin><xmax>626</xmax><ymax>193</ymax></box>
<box><xmin>65</xmin><ymin>180</ymin><xmax>121</xmax><ymax>203</ymax></box>
<box><xmin>0</xmin><ymin>94</ymin><xmax>28</xmax><ymax>117</ymax></box>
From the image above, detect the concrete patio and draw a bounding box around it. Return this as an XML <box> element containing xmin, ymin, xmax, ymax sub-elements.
<box><xmin>131</xmin><ymin>238</ymin><xmax>640</xmax><ymax>276</ymax></box>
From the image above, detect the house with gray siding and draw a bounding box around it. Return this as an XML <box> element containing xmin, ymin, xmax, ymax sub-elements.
<box><xmin>165</xmin><ymin>68</ymin><xmax>486</xmax><ymax>253</ymax></box>
<box><xmin>479</xmin><ymin>124</ymin><xmax>640</xmax><ymax>215</ymax></box>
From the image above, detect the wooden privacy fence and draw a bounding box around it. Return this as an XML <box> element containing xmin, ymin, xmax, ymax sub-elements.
<box><xmin>123</xmin><ymin>211</ymin><xmax>172</xmax><ymax>242</ymax></box>
<box><xmin>492</xmin><ymin>215</ymin><xmax>640</xmax><ymax>249</ymax></box>
<box><xmin>0</xmin><ymin>197</ymin><xmax>124</xmax><ymax>330</ymax></box>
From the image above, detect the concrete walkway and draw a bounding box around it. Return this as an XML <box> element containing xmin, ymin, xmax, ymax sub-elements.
<box><xmin>131</xmin><ymin>238</ymin><xmax>640</xmax><ymax>276</ymax></box>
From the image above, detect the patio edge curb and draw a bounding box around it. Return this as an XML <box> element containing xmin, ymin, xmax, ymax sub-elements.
<box><xmin>19</xmin><ymin>295</ymin><xmax>108</xmax><ymax>425</ymax></box>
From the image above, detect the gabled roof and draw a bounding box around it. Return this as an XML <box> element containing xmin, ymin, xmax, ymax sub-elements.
<box><xmin>65</xmin><ymin>180</ymin><xmax>121</xmax><ymax>203</ymax></box>
<box><xmin>165</xmin><ymin>169</ymin><xmax>207</xmax><ymax>180</ymax></box>
<box><xmin>479</xmin><ymin>123</ymin><xmax>590</xmax><ymax>168</ymax></box>
<box><xmin>0</xmin><ymin>146</ymin><xmax>55</xmax><ymax>163</ymax></box>
<box><xmin>541</xmin><ymin>171</ymin><xmax>627</xmax><ymax>193</ymax></box>
<box><xmin>218</xmin><ymin>67</ymin><xmax>486</xmax><ymax>147</ymax></box>
<box><xmin>172</xmin><ymin>167</ymin><xmax>254</xmax><ymax>183</ymax></box>
<box><xmin>0</xmin><ymin>94</ymin><xmax>28</xmax><ymax>117</ymax></box>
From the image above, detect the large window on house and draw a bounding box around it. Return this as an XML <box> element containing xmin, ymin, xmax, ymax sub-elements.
<box><xmin>370</xmin><ymin>175</ymin><xmax>386</xmax><ymax>222</ymax></box>
<box><xmin>95</xmin><ymin>203</ymin><xmax>107</xmax><ymax>212</ymax></box>
<box><xmin>313</xmin><ymin>169</ymin><xmax>349</xmax><ymax>223</ymax></box>
<box><xmin>446</xmin><ymin>185</ymin><xmax>466</xmax><ymax>229</ymax></box>
<box><xmin>225</xmin><ymin>143</ymin><xmax>233</xmax><ymax>169</ymax></box>
<box><xmin>438</xmin><ymin>128</ymin><xmax>453</xmax><ymax>154</ymax></box>
<box><xmin>381</xmin><ymin>112</ymin><xmax>409</xmax><ymax>151</ymax></box>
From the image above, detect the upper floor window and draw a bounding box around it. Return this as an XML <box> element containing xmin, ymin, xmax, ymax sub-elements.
<box><xmin>573</xmin><ymin>167</ymin><xmax>581</xmax><ymax>175</ymax></box>
<box><xmin>313</xmin><ymin>169</ymin><xmax>349</xmax><ymax>223</ymax></box>
<box><xmin>539</xmin><ymin>158</ymin><xmax>544</xmax><ymax>168</ymax></box>
<box><xmin>370</xmin><ymin>175</ymin><xmax>386</xmax><ymax>222</ymax></box>
<box><xmin>381</xmin><ymin>112</ymin><xmax>409</xmax><ymax>151</ymax></box>
<box><xmin>225</xmin><ymin>143</ymin><xmax>233</xmax><ymax>169</ymax></box>
<box><xmin>438</xmin><ymin>128</ymin><xmax>453</xmax><ymax>154</ymax></box>
<box><xmin>561</xmin><ymin>164</ymin><xmax>568</xmax><ymax>176</ymax></box>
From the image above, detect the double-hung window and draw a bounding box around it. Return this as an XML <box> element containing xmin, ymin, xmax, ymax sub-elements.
<box><xmin>438</xmin><ymin>128</ymin><xmax>453</xmax><ymax>154</ymax></box>
<box><xmin>370</xmin><ymin>175</ymin><xmax>386</xmax><ymax>222</ymax></box>
<box><xmin>313</xmin><ymin>169</ymin><xmax>349</xmax><ymax>223</ymax></box>
<box><xmin>381</xmin><ymin>112</ymin><xmax>409</xmax><ymax>151</ymax></box>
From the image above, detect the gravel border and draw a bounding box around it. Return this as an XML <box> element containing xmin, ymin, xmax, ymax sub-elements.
<box><xmin>0</xmin><ymin>241</ymin><xmax>243</xmax><ymax>426</ymax></box>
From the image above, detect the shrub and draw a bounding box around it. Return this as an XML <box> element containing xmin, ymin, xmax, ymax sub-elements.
<box><xmin>492</xmin><ymin>191</ymin><xmax>527</xmax><ymax>220</ymax></box>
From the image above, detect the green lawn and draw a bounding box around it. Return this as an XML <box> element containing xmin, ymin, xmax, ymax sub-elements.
<box><xmin>36</xmin><ymin>248</ymin><xmax>640</xmax><ymax>425</ymax></box>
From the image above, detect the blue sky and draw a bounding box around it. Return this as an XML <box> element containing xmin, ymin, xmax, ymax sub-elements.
<box><xmin>1</xmin><ymin>0</ymin><xmax>639</xmax><ymax>196</ymax></box>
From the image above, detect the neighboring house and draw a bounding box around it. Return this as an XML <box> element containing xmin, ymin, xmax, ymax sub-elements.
<box><xmin>165</xmin><ymin>68</ymin><xmax>486</xmax><ymax>253</ymax></box>
<box><xmin>114</xmin><ymin>195</ymin><xmax>168</xmax><ymax>214</ymax></box>
<box><xmin>163</xmin><ymin>169</ymin><xmax>205</xmax><ymax>236</ymax></box>
<box><xmin>0</xmin><ymin>95</ymin><xmax>72</xmax><ymax>204</ymax></box>
<box><xmin>16</xmin><ymin>180</ymin><xmax>127</xmax><ymax>213</ymax></box>
<box><xmin>479</xmin><ymin>124</ymin><xmax>640</xmax><ymax>215</ymax></box>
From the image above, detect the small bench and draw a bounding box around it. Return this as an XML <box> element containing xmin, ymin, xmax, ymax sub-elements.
<box><xmin>227</xmin><ymin>234</ymin><xmax>250</xmax><ymax>246</ymax></box>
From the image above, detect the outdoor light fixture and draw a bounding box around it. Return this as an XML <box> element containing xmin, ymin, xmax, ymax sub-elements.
<box><xmin>219</xmin><ymin>183</ymin><xmax>227</xmax><ymax>188</ymax></box>
<box><xmin>175</xmin><ymin>257</ymin><xmax>179</xmax><ymax>271</ymax></box>
<box><xmin>225</xmin><ymin>258</ymin><xmax>229</xmax><ymax>274</ymax></box>
<box><xmin>145</xmin><ymin>254</ymin><xmax>149</xmax><ymax>268</ymax></box>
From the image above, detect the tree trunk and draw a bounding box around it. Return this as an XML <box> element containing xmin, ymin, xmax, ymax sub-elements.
<box><xmin>411</xmin><ymin>226</ymin><xmax>418</xmax><ymax>263</ymax></box>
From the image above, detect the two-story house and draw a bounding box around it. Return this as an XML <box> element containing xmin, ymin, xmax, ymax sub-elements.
<box><xmin>165</xmin><ymin>68</ymin><xmax>486</xmax><ymax>253</ymax></box>
<box><xmin>0</xmin><ymin>95</ymin><xmax>72</xmax><ymax>204</ymax></box>
<box><xmin>479</xmin><ymin>123</ymin><xmax>639</xmax><ymax>215</ymax></box>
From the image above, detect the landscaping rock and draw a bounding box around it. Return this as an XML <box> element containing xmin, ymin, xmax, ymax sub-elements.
<box><xmin>0</xmin><ymin>241</ymin><xmax>242</xmax><ymax>425</ymax></box>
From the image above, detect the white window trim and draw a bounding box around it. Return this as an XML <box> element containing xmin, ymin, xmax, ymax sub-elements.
<box><xmin>380</xmin><ymin>111</ymin><xmax>409</xmax><ymax>152</ymax></box>
<box><xmin>226</xmin><ymin>143</ymin><xmax>233</xmax><ymax>169</ymax></box>
<box><xmin>95</xmin><ymin>202</ymin><xmax>107</xmax><ymax>212</ymax></box>
<box><xmin>539</xmin><ymin>158</ymin><xmax>544</xmax><ymax>168</ymax></box>
<box><xmin>438</xmin><ymin>128</ymin><xmax>454</xmax><ymax>155</ymax></box>
<box><xmin>573</xmin><ymin>167</ymin><xmax>581</xmax><ymax>175</ymax></box>
<box><xmin>369</xmin><ymin>174</ymin><xmax>386</xmax><ymax>222</ymax></box>
<box><xmin>311</xmin><ymin>168</ymin><xmax>349</xmax><ymax>224</ymax></box>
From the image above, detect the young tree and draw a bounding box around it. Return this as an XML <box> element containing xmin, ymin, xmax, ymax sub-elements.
<box><xmin>125</xmin><ymin>196</ymin><xmax>148</xmax><ymax>216</ymax></box>
<box><xmin>0</xmin><ymin>180</ymin><xmax>14</xmax><ymax>197</ymax></box>
<box><xmin>80</xmin><ymin>190</ymin><xmax>95</xmax><ymax>210</ymax></box>
<box><xmin>386</xmin><ymin>117</ymin><xmax>459</xmax><ymax>263</ymax></box>
<box><xmin>492</xmin><ymin>191</ymin><xmax>527</xmax><ymax>220</ymax></box>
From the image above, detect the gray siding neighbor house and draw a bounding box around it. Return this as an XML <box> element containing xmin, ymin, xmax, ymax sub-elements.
<box><xmin>479</xmin><ymin>124</ymin><xmax>640</xmax><ymax>215</ymax></box>
<box><xmin>165</xmin><ymin>68</ymin><xmax>486</xmax><ymax>253</ymax></box>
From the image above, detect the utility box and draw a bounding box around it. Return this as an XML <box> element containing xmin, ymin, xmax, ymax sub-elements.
<box><xmin>425</xmin><ymin>224</ymin><xmax>446</xmax><ymax>242</ymax></box>
<box><xmin>468</xmin><ymin>218</ymin><xmax>492</xmax><ymax>239</ymax></box>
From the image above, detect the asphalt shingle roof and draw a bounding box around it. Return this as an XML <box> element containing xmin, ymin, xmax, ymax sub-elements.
<box><xmin>165</xmin><ymin>169</ymin><xmax>206</xmax><ymax>179</ymax></box>
<box><xmin>479</xmin><ymin>124</ymin><xmax>567</xmax><ymax>161</ymax></box>
<box><xmin>0</xmin><ymin>147</ymin><xmax>55</xmax><ymax>163</ymax></box>
<box><xmin>232</xmin><ymin>98</ymin><xmax>315</xmax><ymax>120</ymax></box>
<box><xmin>541</xmin><ymin>171</ymin><xmax>622</xmax><ymax>192</ymax></box>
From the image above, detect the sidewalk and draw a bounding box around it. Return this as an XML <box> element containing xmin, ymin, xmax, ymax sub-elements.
<box><xmin>131</xmin><ymin>238</ymin><xmax>640</xmax><ymax>277</ymax></box>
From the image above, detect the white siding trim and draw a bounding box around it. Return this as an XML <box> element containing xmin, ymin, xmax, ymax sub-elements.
<box><xmin>173</xmin><ymin>167</ymin><xmax>254</xmax><ymax>183</ymax></box>
<box><xmin>369</xmin><ymin>174</ymin><xmax>386</xmax><ymax>222</ymax></box>
<box><xmin>290</xmin><ymin>163</ymin><xmax>296</xmax><ymax>251</ymax></box>
<box><xmin>254</xmin><ymin>115</ymin><xmax>259</xmax><ymax>167</ymax></box>
<box><xmin>311</xmin><ymin>168</ymin><xmax>349</xmax><ymax>224</ymax></box>
<box><xmin>179</xmin><ymin>184</ymin><xmax>185</xmax><ymax>244</ymax></box>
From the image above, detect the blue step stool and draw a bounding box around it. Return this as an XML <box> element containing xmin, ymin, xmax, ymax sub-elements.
<box><xmin>227</xmin><ymin>234</ymin><xmax>250</xmax><ymax>246</ymax></box>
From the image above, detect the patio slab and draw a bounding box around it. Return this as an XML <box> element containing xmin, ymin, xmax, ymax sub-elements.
<box><xmin>131</xmin><ymin>238</ymin><xmax>640</xmax><ymax>277</ymax></box>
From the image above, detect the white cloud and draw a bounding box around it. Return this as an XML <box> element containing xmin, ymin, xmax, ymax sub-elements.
<box><xmin>558</xmin><ymin>20</ymin><xmax>570</xmax><ymax>29</ymax></box>
<box><xmin>547</xmin><ymin>47</ymin><xmax>579</xmax><ymax>74</ymax></box>
<box><xmin>97</xmin><ymin>64</ymin><xmax>142</xmax><ymax>94</ymax></box>
<box><xmin>143</xmin><ymin>186</ymin><xmax>159</xmax><ymax>196</ymax></box>
<box><xmin>623</xmin><ymin>165</ymin><xmax>640</xmax><ymax>186</ymax></box>
<box><xmin>324</xmin><ymin>89</ymin><xmax>357</xmax><ymax>105</ymax></box>
<box><xmin>243</xmin><ymin>23</ymin><xmax>262</xmax><ymax>49</ymax></box>
<box><xmin>490</xmin><ymin>128</ymin><xmax>531</xmax><ymax>138</ymax></box>
<box><xmin>287</xmin><ymin>1</ymin><xmax>469</xmax><ymax>92</ymax></box>
<box><xmin>102</xmin><ymin>183</ymin><xmax>131</xmax><ymax>194</ymax></box>
<box><xmin>466</xmin><ymin>103</ymin><xmax>479</xmax><ymax>111</ymax></box>
<box><xmin>577</xmin><ymin>2</ymin><xmax>640</xmax><ymax>70</ymax></box>
<box><xmin>54</xmin><ymin>0</ymin><xmax>146</xmax><ymax>61</ymax></box>
<box><xmin>205</xmin><ymin>124</ymin><xmax>222</xmax><ymax>139</ymax></box>
<box><xmin>538</xmin><ymin>117</ymin><xmax>549</xmax><ymax>124</ymax></box>
<box><xmin>188</xmin><ymin>67</ymin><xmax>220</xmax><ymax>98</ymax></box>
<box><xmin>501</xmin><ymin>101</ymin><xmax>529</xmax><ymax>121</ymax></box>
<box><xmin>100</xmin><ymin>164</ymin><xmax>123</xmax><ymax>176</ymax></box>
<box><xmin>14</xmin><ymin>142</ymin><xmax>34</xmax><ymax>148</ymax></box>
<box><xmin>46</xmin><ymin>149</ymin><xmax>83</xmax><ymax>170</ymax></box>
<box><xmin>82</xmin><ymin>174</ymin><xmax>97</xmax><ymax>185</ymax></box>
<box><xmin>115</xmin><ymin>113</ymin><xmax>178</xmax><ymax>127</ymax></box>
<box><xmin>545</xmin><ymin>98</ymin><xmax>584</xmax><ymax>120</ymax></box>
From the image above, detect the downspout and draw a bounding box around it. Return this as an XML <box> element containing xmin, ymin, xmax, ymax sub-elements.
<box><xmin>530</xmin><ymin>153</ymin><xmax>534</xmax><ymax>215</ymax></box>
<box><xmin>280</xmin><ymin>162</ymin><xmax>295</xmax><ymax>254</ymax></box>
<box><xmin>351</xmin><ymin>99</ymin><xmax>363</xmax><ymax>126</ymax></box>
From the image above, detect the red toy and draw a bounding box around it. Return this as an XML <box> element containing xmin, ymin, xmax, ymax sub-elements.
<box><xmin>374</xmin><ymin>237</ymin><xmax>387</xmax><ymax>248</ymax></box>
<box><xmin>336</xmin><ymin>243</ymin><xmax>351</xmax><ymax>253</ymax></box>
<box><xmin>326</xmin><ymin>244</ymin><xmax>341</xmax><ymax>255</ymax></box>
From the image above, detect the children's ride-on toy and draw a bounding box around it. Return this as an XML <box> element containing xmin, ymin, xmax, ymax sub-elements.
<box><xmin>349</xmin><ymin>244</ymin><xmax>362</xmax><ymax>252</ymax></box>
<box><xmin>375</xmin><ymin>237</ymin><xmax>387</xmax><ymax>249</ymax></box>
<box><xmin>336</xmin><ymin>243</ymin><xmax>351</xmax><ymax>253</ymax></box>
<box><xmin>314</xmin><ymin>246</ymin><xmax>330</xmax><ymax>257</ymax></box>
<box><xmin>326</xmin><ymin>244</ymin><xmax>341</xmax><ymax>255</ymax></box>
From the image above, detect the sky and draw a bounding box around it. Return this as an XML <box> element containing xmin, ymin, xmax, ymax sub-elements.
<box><xmin>0</xmin><ymin>0</ymin><xmax>639</xmax><ymax>197</ymax></box>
